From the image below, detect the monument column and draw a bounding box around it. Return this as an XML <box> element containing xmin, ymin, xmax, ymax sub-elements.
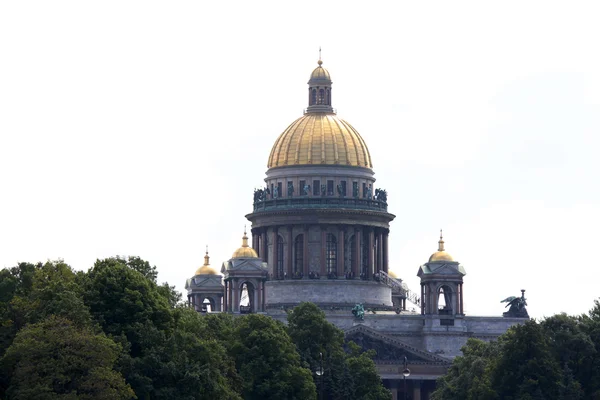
<box><xmin>383</xmin><ymin>230</ymin><xmax>389</xmax><ymax>273</ymax></box>
<box><xmin>337</xmin><ymin>227</ymin><xmax>345</xmax><ymax>277</ymax></box>
<box><xmin>368</xmin><ymin>228</ymin><xmax>374</xmax><ymax>279</ymax></box>
<box><xmin>303</xmin><ymin>225</ymin><xmax>309</xmax><ymax>278</ymax></box>
<box><xmin>287</xmin><ymin>227</ymin><xmax>293</xmax><ymax>278</ymax></box>
<box><xmin>320</xmin><ymin>227</ymin><xmax>326</xmax><ymax>277</ymax></box>
<box><xmin>459</xmin><ymin>283</ymin><xmax>464</xmax><ymax>314</ymax></box>
<box><xmin>272</xmin><ymin>227</ymin><xmax>279</xmax><ymax>279</ymax></box>
<box><xmin>353</xmin><ymin>228</ymin><xmax>361</xmax><ymax>278</ymax></box>
<box><xmin>413</xmin><ymin>380</ymin><xmax>422</xmax><ymax>400</ymax></box>
<box><xmin>377</xmin><ymin>229</ymin><xmax>383</xmax><ymax>273</ymax></box>
<box><xmin>260</xmin><ymin>229</ymin><xmax>267</xmax><ymax>261</ymax></box>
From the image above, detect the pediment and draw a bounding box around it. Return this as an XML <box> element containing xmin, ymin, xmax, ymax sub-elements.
<box><xmin>344</xmin><ymin>324</ymin><xmax>450</xmax><ymax>365</ymax></box>
<box><xmin>228</xmin><ymin>258</ymin><xmax>268</xmax><ymax>272</ymax></box>
<box><xmin>418</xmin><ymin>262</ymin><xmax>466</xmax><ymax>277</ymax></box>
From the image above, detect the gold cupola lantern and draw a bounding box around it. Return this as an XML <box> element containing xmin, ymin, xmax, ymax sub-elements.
<box><xmin>232</xmin><ymin>227</ymin><xmax>259</xmax><ymax>258</ymax></box>
<box><xmin>195</xmin><ymin>247</ymin><xmax>219</xmax><ymax>275</ymax></box>
<box><xmin>428</xmin><ymin>230</ymin><xmax>454</xmax><ymax>262</ymax></box>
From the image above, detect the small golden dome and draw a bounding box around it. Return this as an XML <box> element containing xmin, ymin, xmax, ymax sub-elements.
<box><xmin>388</xmin><ymin>270</ymin><xmax>399</xmax><ymax>279</ymax></box>
<box><xmin>309</xmin><ymin>63</ymin><xmax>331</xmax><ymax>82</ymax></box>
<box><xmin>429</xmin><ymin>230</ymin><xmax>454</xmax><ymax>262</ymax></box>
<box><xmin>195</xmin><ymin>248</ymin><xmax>218</xmax><ymax>275</ymax></box>
<box><xmin>268</xmin><ymin>113</ymin><xmax>372</xmax><ymax>168</ymax></box>
<box><xmin>232</xmin><ymin>228</ymin><xmax>258</xmax><ymax>258</ymax></box>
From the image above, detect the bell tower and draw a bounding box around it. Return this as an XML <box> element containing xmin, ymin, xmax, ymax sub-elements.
<box><xmin>417</xmin><ymin>231</ymin><xmax>466</xmax><ymax>317</ymax></box>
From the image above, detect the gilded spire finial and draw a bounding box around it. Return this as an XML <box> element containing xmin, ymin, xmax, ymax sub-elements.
<box><xmin>318</xmin><ymin>47</ymin><xmax>323</xmax><ymax>65</ymax></box>
<box><xmin>204</xmin><ymin>245</ymin><xmax>210</xmax><ymax>266</ymax></box>
<box><xmin>438</xmin><ymin>230</ymin><xmax>445</xmax><ymax>251</ymax></box>
<box><xmin>241</xmin><ymin>227</ymin><xmax>249</xmax><ymax>248</ymax></box>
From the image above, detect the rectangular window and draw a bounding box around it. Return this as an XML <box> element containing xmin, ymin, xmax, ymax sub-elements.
<box><xmin>299</xmin><ymin>180</ymin><xmax>306</xmax><ymax>195</ymax></box>
<box><xmin>271</xmin><ymin>184</ymin><xmax>274</xmax><ymax>198</ymax></box>
<box><xmin>362</xmin><ymin>183</ymin><xmax>367</xmax><ymax>198</ymax></box>
<box><xmin>340</xmin><ymin>180</ymin><xmax>347</xmax><ymax>196</ymax></box>
<box><xmin>277</xmin><ymin>182</ymin><xmax>283</xmax><ymax>198</ymax></box>
<box><xmin>327</xmin><ymin>180</ymin><xmax>334</xmax><ymax>196</ymax></box>
<box><xmin>352</xmin><ymin>182</ymin><xmax>358</xmax><ymax>198</ymax></box>
<box><xmin>313</xmin><ymin>180</ymin><xmax>320</xmax><ymax>195</ymax></box>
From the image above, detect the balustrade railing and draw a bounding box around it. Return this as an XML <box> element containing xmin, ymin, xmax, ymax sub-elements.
<box><xmin>252</xmin><ymin>196</ymin><xmax>388</xmax><ymax>212</ymax></box>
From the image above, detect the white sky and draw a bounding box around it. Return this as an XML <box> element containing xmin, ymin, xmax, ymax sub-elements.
<box><xmin>1</xmin><ymin>1</ymin><xmax>599</xmax><ymax>319</ymax></box>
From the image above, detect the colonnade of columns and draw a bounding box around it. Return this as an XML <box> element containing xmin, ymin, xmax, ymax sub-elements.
<box><xmin>187</xmin><ymin>292</ymin><xmax>223</xmax><ymax>312</ymax></box>
<box><xmin>420</xmin><ymin>282</ymin><xmax>464</xmax><ymax>315</ymax></box>
<box><xmin>223</xmin><ymin>278</ymin><xmax>266</xmax><ymax>313</ymax></box>
<box><xmin>250</xmin><ymin>224</ymin><xmax>389</xmax><ymax>280</ymax></box>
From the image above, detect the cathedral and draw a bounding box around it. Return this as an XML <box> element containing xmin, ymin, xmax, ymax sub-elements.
<box><xmin>185</xmin><ymin>57</ymin><xmax>525</xmax><ymax>400</ymax></box>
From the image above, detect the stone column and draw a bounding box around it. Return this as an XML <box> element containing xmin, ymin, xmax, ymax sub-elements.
<box><xmin>320</xmin><ymin>227</ymin><xmax>326</xmax><ymax>277</ymax></box>
<box><xmin>413</xmin><ymin>380</ymin><xmax>422</xmax><ymax>400</ymax></box>
<box><xmin>368</xmin><ymin>229</ymin><xmax>374</xmax><ymax>279</ymax></box>
<box><xmin>459</xmin><ymin>283</ymin><xmax>464</xmax><ymax>314</ymax></box>
<box><xmin>353</xmin><ymin>228</ymin><xmax>361</xmax><ymax>278</ymax></box>
<box><xmin>377</xmin><ymin>230</ymin><xmax>383</xmax><ymax>273</ymax></box>
<box><xmin>383</xmin><ymin>230</ymin><xmax>389</xmax><ymax>273</ymax></box>
<box><xmin>421</xmin><ymin>283</ymin><xmax>425</xmax><ymax>315</ymax></box>
<box><xmin>251</xmin><ymin>229</ymin><xmax>258</xmax><ymax>253</ymax></box>
<box><xmin>287</xmin><ymin>227</ymin><xmax>293</xmax><ymax>279</ymax></box>
<box><xmin>390</xmin><ymin>386</ymin><xmax>398</xmax><ymax>400</ymax></box>
<box><xmin>337</xmin><ymin>227</ymin><xmax>345</xmax><ymax>277</ymax></box>
<box><xmin>223</xmin><ymin>282</ymin><xmax>227</xmax><ymax>312</ymax></box>
<box><xmin>272</xmin><ymin>228</ymin><xmax>279</xmax><ymax>279</ymax></box>
<box><xmin>233</xmin><ymin>279</ymin><xmax>239</xmax><ymax>312</ymax></box>
<box><xmin>260</xmin><ymin>229</ymin><xmax>267</xmax><ymax>261</ymax></box>
<box><xmin>303</xmin><ymin>226</ymin><xmax>309</xmax><ymax>278</ymax></box>
<box><xmin>253</xmin><ymin>283</ymin><xmax>259</xmax><ymax>313</ymax></box>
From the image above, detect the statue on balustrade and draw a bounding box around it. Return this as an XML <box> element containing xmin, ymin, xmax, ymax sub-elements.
<box><xmin>273</xmin><ymin>186</ymin><xmax>279</xmax><ymax>199</ymax></box>
<box><xmin>501</xmin><ymin>290</ymin><xmax>529</xmax><ymax>318</ymax></box>
<box><xmin>303</xmin><ymin>184</ymin><xmax>311</xmax><ymax>195</ymax></box>
<box><xmin>375</xmin><ymin>188</ymin><xmax>387</xmax><ymax>203</ymax></box>
<box><xmin>352</xmin><ymin>303</ymin><xmax>365</xmax><ymax>321</ymax></box>
<box><xmin>321</xmin><ymin>184</ymin><xmax>327</xmax><ymax>196</ymax></box>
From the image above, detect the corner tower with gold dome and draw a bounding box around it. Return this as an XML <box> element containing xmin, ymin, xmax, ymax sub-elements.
<box><xmin>246</xmin><ymin>58</ymin><xmax>395</xmax><ymax>309</ymax></box>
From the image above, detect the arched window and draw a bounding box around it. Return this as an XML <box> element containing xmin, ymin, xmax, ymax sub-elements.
<box><xmin>326</xmin><ymin>233</ymin><xmax>337</xmax><ymax>275</ymax></box>
<box><xmin>318</xmin><ymin>89</ymin><xmax>325</xmax><ymax>104</ymax></box>
<box><xmin>277</xmin><ymin>235</ymin><xmax>284</xmax><ymax>278</ymax></box>
<box><xmin>325</xmin><ymin>88</ymin><xmax>331</xmax><ymax>105</ymax></box>
<box><xmin>294</xmin><ymin>234</ymin><xmax>304</xmax><ymax>277</ymax></box>
<box><xmin>310</xmin><ymin>89</ymin><xmax>317</xmax><ymax>105</ymax></box>
<box><xmin>438</xmin><ymin>285</ymin><xmax>453</xmax><ymax>315</ymax></box>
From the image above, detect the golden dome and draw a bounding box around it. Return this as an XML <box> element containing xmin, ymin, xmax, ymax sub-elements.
<box><xmin>429</xmin><ymin>230</ymin><xmax>454</xmax><ymax>262</ymax></box>
<box><xmin>309</xmin><ymin>60</ymin><xmax>331</xmax><ymax>82</ymax></box>
<box><xmin>388</xmin><ymin>270</ymin><xmax>399</xmax><ymax>279</ymax></box>
<box><xmin>195</xmin><ymin>249</ymin><xmax>218</xmax><ymax>275</ymax></box>
<box><xmin>232</xmin><ymin>228</ymin><xmax>258</xmax><ymax>258</ymax></box>
<box><xmin>267</xmin><ymin>113</ymin><xmax>372</xmax><ymax>168</ymax></box>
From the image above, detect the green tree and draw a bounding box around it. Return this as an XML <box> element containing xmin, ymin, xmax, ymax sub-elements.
<box><xmin>82</xmin><ymin>257</ymin><xmax>173</xmax><ymax>357</ymax></box>
<box><xmin>491</xmin><ymin>320</ymin><xmax>563</xmax><ymax>400</ymax></box>
<box><xmin>287</xmin><ymin>302</ymin><xmax>390</xmax><ymax>400</ymax></box>
<box><xmin>1</xmin><ymin>316</ymin><xmax>134</xmax><ymax>400</ymax></box>
<box><xmin>232</xmin><ymin>314</ymin><xmax>316</xmax><ymax>400</ymax></box>
<box><xmin>431</xmin><ymin>338</ymin><xmax>500</xmax><ymax>400</ymax></box>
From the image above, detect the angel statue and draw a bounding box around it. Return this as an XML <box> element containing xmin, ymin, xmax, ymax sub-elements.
<box><xmin>501</xmin><ymin>289</ymin><xmax>529</xmax><ymax>318</ymax></box>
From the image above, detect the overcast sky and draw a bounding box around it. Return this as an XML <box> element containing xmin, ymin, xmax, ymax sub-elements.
<box><xmin>1</xmin><ymin>1</ymin><xmax>599</xmax><ymax>319</ymax></box>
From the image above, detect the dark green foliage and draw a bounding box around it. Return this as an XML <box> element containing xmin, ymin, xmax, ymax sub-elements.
<box><xmin>82</xmin><ymin>257</ymin><xmax>173</xmax><ymax>357</ymax></box>
<box><xmin>433</xmin><ymin>302</ymin><xmax>600</xmax><ymax>400</ymax></box>
<box><xmin>287</xmin><ymin>302</ymin><xmax>391</xmax><ymax>400</ymax></box>
<box><xmin>1</xmin><ymin>316</ymin><xmax>135</xmax><ymax>399</ymax></box>
<box><xmin>431</xmin><ymin>338</ymin><xmax>499</xmax><ymax>400</ymax></box>
<box><xmin>232</xmin><ymin>314</ymin><xmax>317</xmax><ymax>400</ymax></box>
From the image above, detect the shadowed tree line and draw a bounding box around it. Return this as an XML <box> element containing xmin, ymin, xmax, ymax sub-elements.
<box><xmin>0</xmin><ymin>258</ymin><xmax>390</xmax><ymax>399</ymax></box>
<box><xmin>431</xmin><ymin>300</ymin><xmax>600</xmax><ymax>400</ymax></box>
